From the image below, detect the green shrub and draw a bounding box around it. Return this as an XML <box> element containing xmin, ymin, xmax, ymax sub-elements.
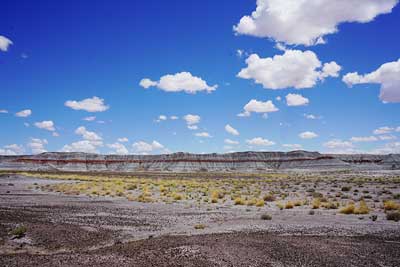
<box><xmin>11</xmin><ymin>225</ymin><xmax>27</xmax><ymax>238</ymax></box>
<box><xmin>260</xmin><ymin>214</ymin><xmax>272</xmax><ymax>220</ymax></box>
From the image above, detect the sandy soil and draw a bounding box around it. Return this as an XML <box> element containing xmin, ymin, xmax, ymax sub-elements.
<box><xmin>1</xmin><ymin>173</ymin><xmax>400</xmax><ymax>266</ymax></box>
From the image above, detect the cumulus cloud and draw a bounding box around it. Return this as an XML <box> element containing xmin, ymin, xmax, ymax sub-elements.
<box><xmin>238</xmin><ymin>99</ymin><xmax>278</xmax><ymax>117</ymax></box>
<box><xmin>117</xmin><ymin>137</ymin><xmax>129</xmax><ymax>143</ymax></box>
<box><xmin>183</xmin><ymin>114</ymin><xmax>201</xmax><ymax>130</ymax></box>
<box><xmin>75</xmin><ymin>126</ymin><xmax>102</xmax><ymax>142</ymax></box>
<box><xmin>224</xmin><ymin>139</ymin><xmax>239</xmax><ymax>145</ymax></box>
<box><xmin>61</xmin><ymin>140</ymin><xmax>101</xmax><ymax>154</ymax></box>
<box><xmin>155</xmin><ymin>115</ymin><xmax>167</xmax><ymax>123</ymax></box>
<box><xmin>0</xmin><ymin>109</ymin><xmax>8</xmax><ymax>114</ymax></box>
<box><xmin>282</xmin><ymin>144</ymin><xmax>303</xmax><ymax>150</ymax></box>
<box><xmin>61</xmin><ymin>126</ymin><xmax>103</xmax><ymax>153</ymax></box>
<box><xmin>373</xmin><ymin>126</ymin><xmax>394</xmax><ymax>135</ymax></box>
<box><xmin>371</xmin><ymin>142</ymin><xmax>400</xmax><ymax>154</ymax></box>
<box><xmin>324</xmin><ymin>139</ymin><xmax>354</xmax><ymax>149</ymax></box>
<box><xmin>0</xmin><ymin>144</ymin><xmax>24</xmax><ymax>155</ymax></box>
<box><xmin>34</xmin><ymin>121</ymin><xmax>55</xmax><ymax>131</ymax></box>
<box><xmin>15</xmin><ymin>109</ymin><xmax>32</xmax><ymax>118</ymax></box>
<box><xmin>237</xmin><ymin>50</ymin><xmax>341</xmax><ymax>90</ymax></box>
<box><xmin>139</xmin><ymin>78</ymin><xmax>158</xmax><ymax>89</ymax></box>
<box><xmin>350</xmin><ymin>136</ymin><xmax>378</xmax><ymax>142</ymax></box>
<box><xmin>195</xmin><ymin>132</ymin><xmax>212</xmax><ymax>138</ymax></box>
<box><xmin>107</xmin><ymin>143</ymin><xmax>129</xmax><ymax>155</ymax></box>
<box><xmin>65</xmin><ymin>96</ymin><xmax>109</xmax><ymax>112</ymax></box>
<box><xmin>27</xmin><ymin>138</ymin><xmax>48</xmax><ymax>154</ymax></box>
<box><xmin>299</xmin><ymin>131</ymin><xmax>318</xmax><ymax>139</ymax></box>
<box><xmin>132</xmin><ymin>140</ymin><xmax>164</xmax><ymax>154</ymax></box>
<box><xmin>225</xmin><ymin>124</ymin><xmax>239</xmax><ymax>136</ymax></box>
<box><xmin>233</xmin><ymin>0</ymin><xmax>398</xmax><ymax>46</ymax></box>
<box><xmin>286</xmin><ymin>93</ymin><xmax>309</xmax><ymax>106</ymax></box>
<box><xmin>170</xmin><ymin>115</ymin><xmax>179</xmax><ymax>120</ymax></box>
<box><xmin>139</xmin><ymin>72</ymin><xmax>217</xmax><ymax>94</ymax></box>
<box><xmin>343</xmin><ymin>59</ymin><xmax>400</xmax><ymax>103</ymax></box>
<box><xmin>0</xmin><ymin>35</ymin><xmax>13</xmax><ymax>52</ymax></box>
<box><xmin>246</xmin><ymin>137</ymin><xmax>275</xmax><ymax>146</ymax></box>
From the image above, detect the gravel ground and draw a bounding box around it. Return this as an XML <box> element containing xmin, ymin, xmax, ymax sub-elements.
<box><xmin>1</xmin><ymin>174</ymin><xmax>400</xmax><ymax>266</ymax></box>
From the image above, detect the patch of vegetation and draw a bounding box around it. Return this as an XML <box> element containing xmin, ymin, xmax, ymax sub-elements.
<box><xmin>194</xmin><ymin>224</ymin><xmax>206</xmax><ymax>229</ymax></box>
<box><xmin>386</xmin><ymin>211</ymin><xmax>400</xmax><ymax>222</ymax></box>
<box><xmin>260</xmin><ymin>213</ymin><xmax>272</xmax><ymax>220</ymax></box>
<box><xmin>341</xmin><ymin>186</ymin><xmax>351</xmax><ymax>192</ymax></box>
<box><xmin>11</xmin><ymin>225</ymin><xmax>27</xmax><ymax>238</ymax></box>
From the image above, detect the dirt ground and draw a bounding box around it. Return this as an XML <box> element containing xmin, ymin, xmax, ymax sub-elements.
<box><xmin>1</xmin><ymin>173</ymin><xmax>400</xmax><ymax>266</ymax></box>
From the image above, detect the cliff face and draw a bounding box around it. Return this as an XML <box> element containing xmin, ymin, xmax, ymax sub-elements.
<box><xmin>0</xmin><ymin>151</ymin><xmax>399</xmax><ymax>172</ymax></box>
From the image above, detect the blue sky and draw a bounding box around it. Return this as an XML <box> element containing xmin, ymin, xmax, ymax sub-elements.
<box><xmin>1</xmin><ymin>0</ymin><xmax>400</xmax><ymax>155</ymax></box>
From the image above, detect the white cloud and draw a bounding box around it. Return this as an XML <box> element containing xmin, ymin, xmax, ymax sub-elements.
<box><xmin>324</xmin><ymin>139</ymin><xmax>353</xmax><ymax>149</ymax></box>
<box><xmin>224</xmin><ymin>139</ymin><xmax>239</xmax><ymax>145</ymax></box>
<box><xmin>15</xmin><ymin>109</ymin><xmax>32</xmax><ymax>117</ymax></box>
<box><xmin>283</xmin><ymin>144</ymin><xmax>303</xmax><ymax>150</ymax></box>
<box><xmin>233</xmin><ymin>0</ymin><xmax>398</xmax><ymax>46</ymax></box>
<box><xmin>275</xmin><ymin>96</ymin><xmax>281</xmax><ymax>101</ymax></box>
<box><xmin>61</xmin><ymin>140</ymin><xmax>100</xmax><ymax>154</ymax></box>
<box><xmin>187</xmin><ymin>125</ymin><xmax>198</xmax><ymax>130</ymax></box>
<box><xmin>397</xmin><ymin>127</ymin><xmax>400</xmax><ymax>132</ymax></box>
<box><xmin>83</xmin><ymin>116</ymin><xmax>96</xmax><ymax>121</ymax></box>
<box><xmin>132</xmin><ymin>140</ymin><xmax>164</xmax><ymax>153</ymax></box>
<box><xmin>65</xmin><ymin>96</ymin><xmax>109</xmax><ymax>112</ymax></box>
<box><xmin>0</xmin><ymin>109</ymin><xmax>8</xmax><ymax>113</ymax></box>
<box><xmin>246</xmin><ymin>137</ymin><xmax>275</xmax><ymax>146</ymax></box>
<box><xmin>0</xmin><ymin>35</ymin><xmax>13</xmax><ymax>52</ymax></box>
<box><xmin>52</xmin><ymin>132</ymin><xmax>59</xmax><ymax>137</ymax></box>
<box><xmin>379</xmin><ymin>135</ymin><xmax>397</xmax><ymax>141</ymax></box>
<box><xmin>299</xmin><ymin>131</ymin><xmax>318</xmax><ymax>139</ymax></box>
<box><xmin>0</xmin><ymin>144</ymin><xmax>24</xmax><ymax>155</ymax></box>
<box><xmin>139</xmin><ymin>72</ymin><xmax>218</xmax><ymax>94</ymax></box>
<box><xmin>350</xmin><ymin>136</ymin><xmax>378</xmax><ymax>142</ymax></box>
<box><xmin>371</xmin><ymin>142</ymin><xmax>400</xmax><ymax>154</ymax></box>
<box><xmin>343</xmin><ymin>59</ymin><xmax>400</xmax><ymax>103</ymax></box>
<box><xmin>139</xmin><ymin>78</ymin><xmax>158</xmax><ymax>89</ymax></box>
<box><xmin>373</xmin><ymin>126</ymin><xmax>394</xmax><ymax>135</ymax></box>
<box><xmin>225</xmin><ymin>124</ymin><xmax>239</xmax><ymax>136</ymax></box>
<box><xmin>75</xmin><ymin>126</ymin><xmax>102</xmax><ymax>142</ymax></box>
<box><xmin>286</xmin><ymin>93</ymin><xmax>309</xmax><ymax>106</ymax></box>
<box><xmin>195</xmin><ymin>132</ymin><xmax>212</xmax><ymax>138</ymax></box>
<box><xmin>237</xmin><ymin>50</ymin><xmax>341</xmax><ymax>90</ymax></box>
<box><xmin>304</xmin><ymin>114</ymin><xmax>320</xmax><ymax>120</ymax></box>
<box><xmin>107</xmin><ymin>143</ymin><xmax>129</xmax><ymax>155</ymax></box>
<box><xmin>238</xmin><ymin>99</ymin><xmax>278</xmax><ymax>117</ymax></box>
<box><xmin>27</xmin><ymin>138</ymin><xmax>48</xmax><ymax>154</ymax></box>
<box><xmin>183</xmin><ymin>114</ymin><xmax>201</xmax><ymax>129</ymax></box>
<box><xmin>170</xmin><ymin>115</ymin><xmax>179</xmax><ymax>120</ymax></box>
<box><xmin>117</xmin><ymin>137</ymin><xmax>129</xmax><ymax>143</ymax></box>
<box><xmin>282</xmin><ymin>144</ymin><xmax>303</xmax><ymax>150</ymax></box>
<box><xmin>156</xmin><ymin>115</ymin><xmax>167</xmax><ymax>122</ymax></box>
<box><xmin>34</xmin><ymin>121</ymin><xmax>55</xmax><ymax>132</ymax></box>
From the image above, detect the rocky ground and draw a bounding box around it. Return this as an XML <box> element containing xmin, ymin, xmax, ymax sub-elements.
<box><xmin>1</xmin><ymin>173</ymin><xmax>400</xmax><ymax>266</ymax></box>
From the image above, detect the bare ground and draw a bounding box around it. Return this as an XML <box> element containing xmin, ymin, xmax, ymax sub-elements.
<box><xmin>1</xmin><ymin>174</ymin><xmax>400</xmax><ymax>266</ymax></box>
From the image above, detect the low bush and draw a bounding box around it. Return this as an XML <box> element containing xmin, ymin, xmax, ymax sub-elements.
<box><xmin>260</xmin><ymin>213</ymin><xmax>272</xmax><ymax>220</ymax></box>
<box><xmin>386</xmin><ymin>211</ymin><xmax>400</xmax><ymax>222</ymax></box>
<box><xmin>11</xmin><ymin>225</ymin><xmax>27</xmax><ymax>238</ymax></box>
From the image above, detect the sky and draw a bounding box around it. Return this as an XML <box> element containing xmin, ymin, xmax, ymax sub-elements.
<box><xmin>1</xmin><ymin>0</ymin><xmax>400</xmax><ymax>155</ymax></box>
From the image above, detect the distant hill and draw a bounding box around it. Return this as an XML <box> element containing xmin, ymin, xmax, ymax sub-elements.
<box><xmin>0</xmin><ymin>151</ymin><xmax>399</xmax><ymax>172</ymax></box>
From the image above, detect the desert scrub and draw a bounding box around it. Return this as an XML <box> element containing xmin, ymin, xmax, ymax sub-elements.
<box><xmin>234</xmin><ymin>197</ymin><xmax>245</xmax><ymax>205</ymax></box>
<box><xmin>383</xmin><ymin>200</ymin><xmax>399</xmax><ymax>211</ymax></box>
<box><xmin>263</xmin><ymin>194</ymin><xmax>276</xmax><ymax>202</ymax></box>
<box><xmin>260</xmin><ymin>213</ymin><xmax>272</xmax><ymax>220</ymax></box>
<box><xmin>386</xmin><ymin>211</ymin><xmax>400</xmax><ymax>222</ymax></box>
<box><xmin>11</xmin><ymin>225</ymin><xmax>27</xmax><ymax>238</ymax></box>
<box><xmin>354</xmin><ymin>200</ymin><xmax>370</xmax><ymax>214</ymax></box>
<box><xmin>340</xmin><ymin>203</ymin><xmax>355</xmax><ymax>214</ymax></box>
<box><xmin>285</xmin><ymin>201</ymin><xmax>294</xmax><ymax>209</ymax></box>
<box><xmin>276</xmin><ymin>202</ymin><xmax>284</xmax><ymax>210</ymax></box>
<box><xmin>194</xmin><ymin>224</ymin><xmax>206</xmax><ymax>230</ymax></box>
<box><xmin>341</xmin><ymin>186</ymin><xmax>351</xmax><ymax>192</ymax></box>
<box><xmin>312</xmin><ymin>198</ymin><xmax>321</xmax><ymax>209</ymax></box>
<box><xmin>255</xmin><ymin>199</ymin><xmax>265</xmax><ymax>207</ymax></box>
